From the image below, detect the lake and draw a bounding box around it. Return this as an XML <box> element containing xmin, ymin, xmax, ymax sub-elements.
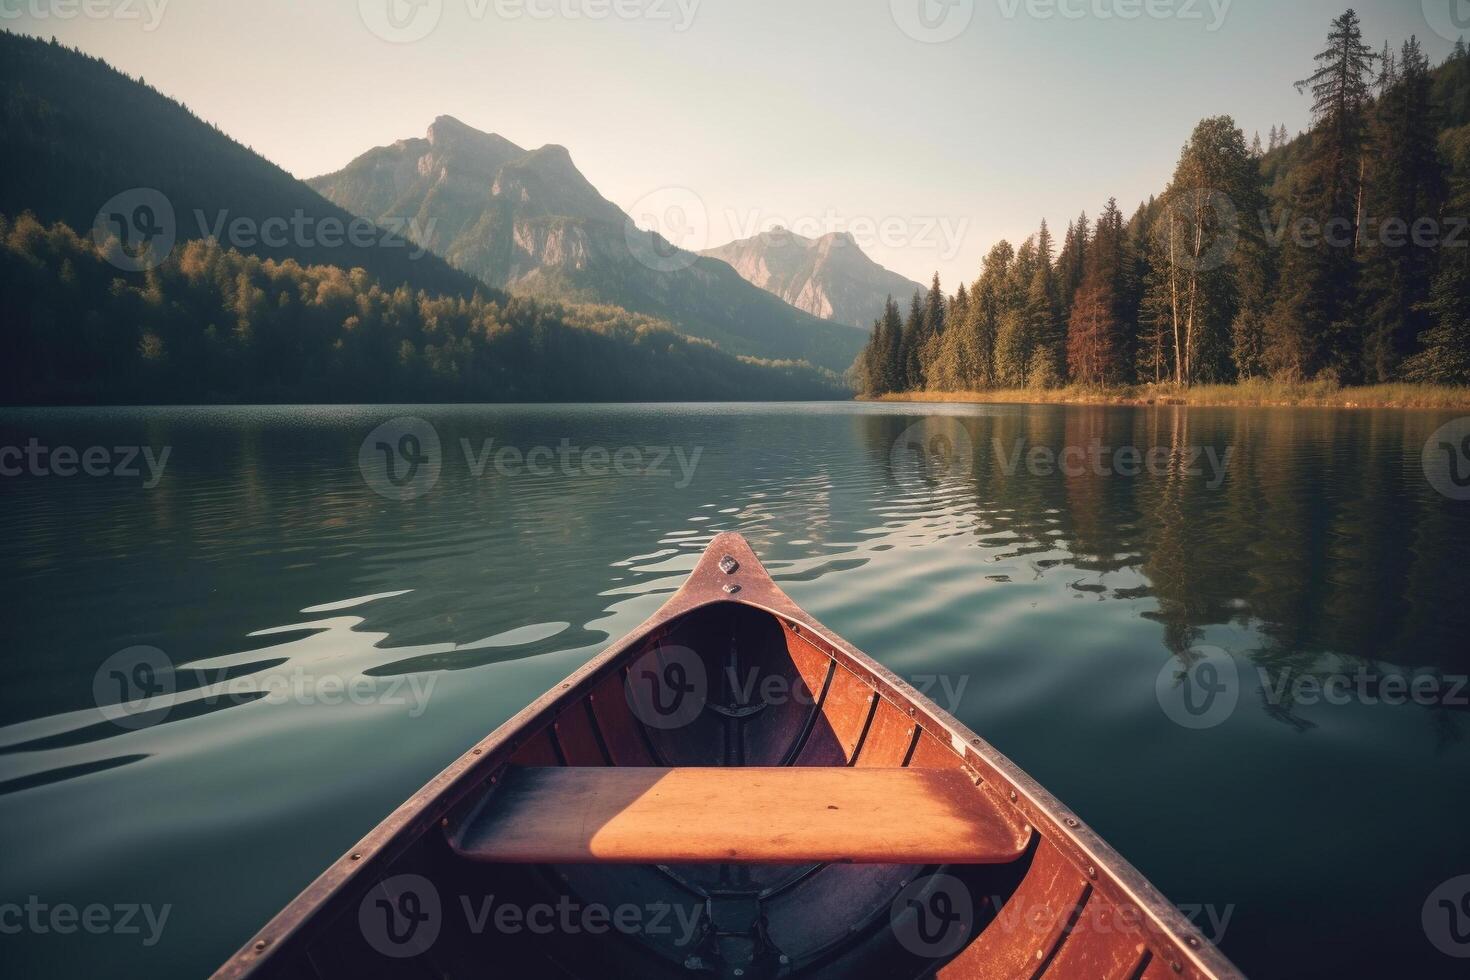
<box><xmin>2</xmin><ymin>402</ymin><xmax>1468</xmax><ymax>978</ymax></box>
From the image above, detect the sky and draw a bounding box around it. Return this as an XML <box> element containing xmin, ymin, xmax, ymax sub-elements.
<box><xmin>8</xmin><ymin>0</ymin><xmax>1462</xmax><ymax>287</ymax></box>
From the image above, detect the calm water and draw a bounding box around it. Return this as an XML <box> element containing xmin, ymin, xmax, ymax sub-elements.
<box><xmin>2</xmin><ymin>402</ymin><xmax>1469</xmax><ymax>978</ymax></box>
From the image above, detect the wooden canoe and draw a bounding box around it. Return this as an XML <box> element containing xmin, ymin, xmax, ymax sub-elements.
<box><xmin>214</xmin><ymin>533</ymin><xmax>1243</xmax><ymax>979</ymax></box>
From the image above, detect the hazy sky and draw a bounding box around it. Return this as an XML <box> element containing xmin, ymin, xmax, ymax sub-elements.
<box><xmin>10</xmin><ymin>0</ymin><xmax>1460</xmax><ymax>286</ymax></box>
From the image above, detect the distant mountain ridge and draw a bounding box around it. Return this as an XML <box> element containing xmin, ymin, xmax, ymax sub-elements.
<box><xmin>0</xmin><ymin>32</ymin><xmax>845</xmax><ymax>404</ymax></box>
<box><xmin>701</xmin><ymin>228</ymin><xmax>926</xmax><ymax>329</ymax></box>
<box><xmin>309</xmin><ymin>117</ymin><xmax>866</xmax><ymax>372</ymax></box>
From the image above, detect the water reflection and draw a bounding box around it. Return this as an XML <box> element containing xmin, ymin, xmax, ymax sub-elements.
<box><xmin>0</xmin><ymin>403</ymin><xmax>1467</xmax><ymax>978</ymax></box>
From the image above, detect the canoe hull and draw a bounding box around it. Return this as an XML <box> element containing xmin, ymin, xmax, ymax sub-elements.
<box><xmin>213</xmin><ymin>533</ymin><xmax>1242</xmax><ymax>980</ymax></box>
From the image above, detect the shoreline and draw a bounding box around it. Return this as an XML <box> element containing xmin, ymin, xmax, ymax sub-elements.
<box><xmin>861</xmin><ymin>382</ymin><xmax>1470</xmax><ymax>411</ymax></box>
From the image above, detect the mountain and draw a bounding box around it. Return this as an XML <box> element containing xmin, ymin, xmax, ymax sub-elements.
<box><xmin>701</xmin><ymin>228</ymin><xmax>926</xmax><ymax>328</ymax></box>
<box><xmin>0</xmin><ymin>31</ymin><xmax>844</xmax><ymax>403</ymax></box>
<box><xmin>0</xmin><ymin>31</ymin><xmax>487</xmax><ymax>299</ymax></box>
<box><xmin>308</xmin><ymin>118</ymin><xmax>867</xmax><ymax>373</ymax></box>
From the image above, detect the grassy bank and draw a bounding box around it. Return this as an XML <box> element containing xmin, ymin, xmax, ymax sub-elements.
<box><xmin>865</xmin><ymin>380</ymin><xmax>1470</xmax><ymax>410</ymax></box>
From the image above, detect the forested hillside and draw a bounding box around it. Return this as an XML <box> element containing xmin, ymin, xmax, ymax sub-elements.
<box><xmin>858</xmin><ymin>11</ymin><xmax>1470</xmax><ymax>395</ymax></box>
<box><xmin>0</xmin><ymin>214</ymin><xmax>845</xmax><ymax>405</ymax></box>
<box><xmin>0</xmin><ymin>31</ymin><xmax>487</xmax><ymax>299</ymax></box>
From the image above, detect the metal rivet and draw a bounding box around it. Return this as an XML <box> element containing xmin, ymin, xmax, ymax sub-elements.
<box><xmin>1065</xmin><ymin>817</ymin><xmax>1079</xmax><ymax>828</ymax></box>
<box><xmin>254</xmin><ymin>939</ymin><xmax>269</xmax><ymax>951</ymax></box>
<box><xmin>1086</xmin><ymin>865</ymin><xmax>1097</xmax><ymax>879</ymax></box>
<box><xmin>1009</xmin><ymin>790</ymin><xmax>1018</xmax><ymax>802</ymax></box>
<box><xmin>719</xmin><ymin>555</ymin><xmax>739</xmax><ymax>575</ymax></box>
<box><xmin>1171</xmin><ymin>962</ymin><xmax>1183</xmax><ymax>974</ymax></box>
<box><xmin>473</xmin><ymin>749</ymin><xmax>482</xmax><ymax>755</ymax></box>
<box><xmin>723</xmin><ymin>584</ymin><xmax>741</xmax><ymax>594</ymax></box>
<box><xmin>1186</xmin><ymin>936</ymin><xmax>1200</xmax><ymax>948</ymax></box>
<box><xmin>349</xmin><ymin>853</ymin><xmax>361</xmax><ymax>861</ymax></box>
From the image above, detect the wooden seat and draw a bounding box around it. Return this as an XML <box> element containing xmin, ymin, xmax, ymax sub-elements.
<box><xmin>448</xmin><ymin>767</ymin><xmax>1032</xmax><ymax>865</ymax></box>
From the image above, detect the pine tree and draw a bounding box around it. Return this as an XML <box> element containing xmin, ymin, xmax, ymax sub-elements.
<box><xmin>1067</xmin><ymin>281</ymin><xmax>1119</xmax><ymax>385</ymax></box>
<box><xmin>1401</xmin><ymin>255</ymin><xmax>1470</xmax><ymax>384</ymax></box>
<box><xmin>1359</xmin><ymin>36</ymin><xmax>1447</xmax><ymax>382</ymax></box>
<box><xmin>968</xmin><ymin>240</ymin><xmax>1013</xmax><ymax>390</ymax></box>
<box><xmin>879</xmin><ymin>296</ymin><xmax>905</xmax><ymax>393</ymax></box>
<box><xmin>900</xmin><ymin>290</ymin><xmax>926</xmax><ymax>390</ymax></box>
<box><xmin>860</xmin><ymin>316</ymin><xmax>884</xmax><ymax>395</ymax></box>
<box><xmin>1268</xmin><ymin>10</ymin><xmax>1378</xmax><ymax>380</ymax></box>
<box><xmin>1056</xmin><ymin>211</ymin><xmax>1089</xmax><ymax>323</ymax></box>
<box><xmin>994</xmin><ymin>239</ymin><xmax>1038</xmax><ymax>388</ymax></box>
<box><xmin>1251</xmin><ymin>131</ymin><xmax>1264</xmax><ymax>158</ymax></box>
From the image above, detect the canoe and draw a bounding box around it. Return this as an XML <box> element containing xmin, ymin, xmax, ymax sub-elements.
<box><xmin>214</xmin><ymin>533</ymin><xmax>1243</xmax><ymax>979</ymax></box>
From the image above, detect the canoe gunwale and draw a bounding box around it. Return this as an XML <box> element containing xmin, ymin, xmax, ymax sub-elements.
<box><xmin>211</xmin><ymin>532</ymin><xmax>1242</xmax><ymax>980</ymax></box>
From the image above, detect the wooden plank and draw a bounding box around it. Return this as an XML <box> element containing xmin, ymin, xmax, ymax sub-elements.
<box><xmin>586</xmin><ymin>671</ymin><xmax>655</xmax><ymax>766</ymax></box>
<box><xmin>938</xmin><ymin>839</ymin><xmax>1091</xmax><ymax>979</ymax></box>
<box><xmin>450</xmin><ymin>767</ymin><xmax>1032</xmax><ymax>866</ymax></box>
<box><xmin>1042</xmin><ymin>894</ymin><xmax>1151</xmax><ymax>980</ymax></box>
<box><xmin>854</xmin><ymin>699</ymin><xmax>919</xmax><ymax>767</ymax></box>
<box><xmin>551</xmin><ymin>702</ymin><xmax>607</xmax><ymax>766</ymax></box>
<box><xmin>796</xmin><ymin>664</ymin><xmax>875</xmax><ymax>765</ymax></box>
